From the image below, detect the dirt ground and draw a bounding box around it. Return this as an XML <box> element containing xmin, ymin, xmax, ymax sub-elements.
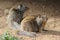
<box><xmin>0</xmin><ymin>0</ymin><xmax>60</xmax><ymax>40</ymax></box>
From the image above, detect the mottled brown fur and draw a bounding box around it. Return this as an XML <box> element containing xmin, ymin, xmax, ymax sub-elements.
<box><xmin>20</xmin><ymin>15</ymin><xmax>48</xmax><ymax>33</ymax></box>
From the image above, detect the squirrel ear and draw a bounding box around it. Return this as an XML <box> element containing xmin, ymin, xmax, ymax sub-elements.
<box><xmin>17</xmin><ymin>5</ymin><xmax>21</xmax><ymax>9</ymax></box>
<box><xmin>36</xmin><ymin>16</ymin><xmax>41</xmax><ymax>21</ymax></box>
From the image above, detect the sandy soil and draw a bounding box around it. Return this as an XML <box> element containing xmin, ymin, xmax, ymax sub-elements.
<box><xmin>0</xmin><ymin>0</ymin><xmax>60</xmax><ymax>40</ymax></box>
